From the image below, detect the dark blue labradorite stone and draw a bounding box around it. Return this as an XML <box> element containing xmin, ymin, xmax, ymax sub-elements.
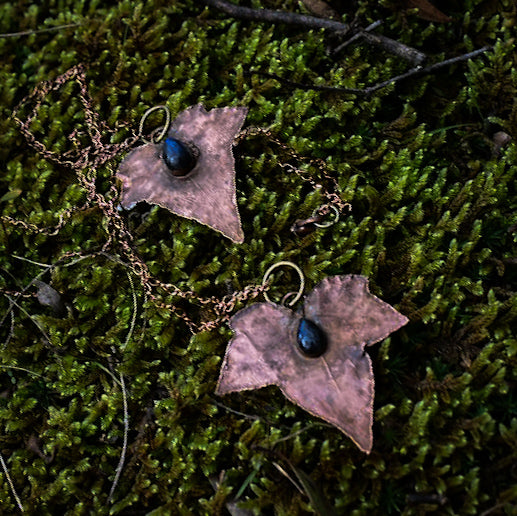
<box><xmin>297</xmin><ymin>318</ymin><xmax>327</xmax><ymax>357</ymax></box>
<box><xmin>162</xmin><ymin>137</ymin><xmax>197</xmax><ymax>176</ymax></box>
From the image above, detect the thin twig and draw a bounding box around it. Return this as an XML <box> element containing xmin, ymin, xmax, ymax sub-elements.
<box><xmin>0</xmin><ymin>23</ymin><xmax>79</xmax><ymax>39</ymax></box>
<box><xmin>0</xmin><ymin>451</ymin><xmax>24</xmax><ymax>512</ymax></box>
<box><xmin>247</xmin><ymin>45</ymin><xmax>491</xmax><ymax>95</ymax></box>
<box><xmin>0</xmin><ymin>253</ymin><xmax>86</xmax><ymax>335</ymax></box>
<box><xmin>0</xmin><ymin>365</ymin><xmax>44</xmax><ymax>378</ymax></box>
<box><xmin>271</xmin><ymin>424</ymin><xmax>324</xmax><ymax>445</ymax></box>
<box><xmin>11</xmin><ymin>255</ymin><xmax>55</xmax><ymax>268</ymax></box>
<box><xmin>108</xmin><ymin>372</ymin><xmax>129</xmax><ymax>504</ymax></box>
<box><xmin>331</xmin><ymin>20</ymin><xmax>382</xmax><ymax>55</ymax></box>
<box><xmin>108</xmin><ymin>270</ymin><xmax>136</xmax><ymax>503</ymax></box>
<box><xmin>201</xmin><ymin>0</ymin><xmax>426</xmax><ymax>64</ymax></box>
<box><xmin>1</xmin><ymin>308</ymin><xmax>15</xmax><ymax>348</ymax></box>
<box><xmin>121</xmin><ymin>271</ymin><xmax>138</xmax><ymax>351</ymax></box>
<box><xmin>360</xmin><ymin>45</ymin><xmax>492</xmax><ymax>94</ymax></box>
<box><xmin>243</xmin><ymin>70</ymin><xmax>365</xmax><ymax>94</ymax></box>
<box><xmin>93</xmin><ymin>363</ymin><xmax>123</xmax><ymax>387</ymax></box>
<box><xmin>480</xmin><ymin>503</ymin><xmax>513</xmax><ymax>516</ymax></box>
<box><xmin>0</xmin><ymin>265</ymin><xmax>50</xmax><ymax>332</ymax></box>
<box><xmin>2</xmin><ymin>294</ymin><xmax>52</xmax><ymax>345</ymax></box>
<box><xmin>212</xmin><ymin>399</ymin><xmax>261</xmax><ymax>421</ymax></box>
<box><xmin>272</xmin><ymin>462</ymin><xmax>305</xmax><ymax>496</ymax></box>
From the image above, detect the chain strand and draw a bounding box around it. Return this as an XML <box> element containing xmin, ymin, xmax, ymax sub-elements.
<box><xmin>5</xmin><ymin>65</ymin><xmax>347</xmax><ymax>333</ymax></box>
<box><xmin>6</xmin><ymin>65</ymin><xmax>271</xmax><ymax>332</ymax></box>
<box><xmin>236</xmin><ymin>127</ymin><xmax>349</xmax><ymax>212</ymax></box>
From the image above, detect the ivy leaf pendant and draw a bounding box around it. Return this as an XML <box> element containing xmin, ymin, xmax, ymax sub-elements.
<box><xmin>117</xmin><ymin>104</ymin><xmax>247</xmax><ymax>243</ymax></box>
<box><xmin>216</xmin><ymin>275</ymin><xmax>409</xmax><ymax>452</ymax></box>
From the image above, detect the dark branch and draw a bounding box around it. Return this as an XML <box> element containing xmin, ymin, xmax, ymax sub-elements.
<box><xmin>331</xmin><ymin>20</ymin><xmax>383</xmax><ymax>55</ymax></box>
<box><xmin>202</xmin><ymin>0</ymin><xmax>348</xmax><ymax>31</ymax></box>
<box><xmin>201</xmin><ymin>0</ymin><xmax>426</xmax><ymax>65</ymax></box>
<box><xmin>362</xmin><ymin>46</ymin><xmax>492</xmax><ymax>94</ymax></box>
<box><xmin>246</xmin><ymin>46</ymin><xmax>492</xmax><ymax>95</ymax></box>
<box><xmin>243</xmin><ymin>70</ymin><xmax>365</xmax><ymax>95</ymax></box>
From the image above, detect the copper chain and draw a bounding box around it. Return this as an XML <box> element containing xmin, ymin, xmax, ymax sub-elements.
<box><xmin>235</xmin><ymin>126</ymin><xmax>349</xmax><ymax>212</ymax></box>
<box><xmin>5</xmin><ymin>65</ymin><xmax>274</xmax><ymax>332</ymax></box>
<box><xmin>4</xmin><ymin>65</ymin><xmax>347</xmax><ymax>332</ymax></box>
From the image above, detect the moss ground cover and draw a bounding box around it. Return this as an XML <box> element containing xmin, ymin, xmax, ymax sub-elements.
<box><xmin>0</xmin><ymin>0</ymin><xmax>516</xmax><ymax>514</ymax></box>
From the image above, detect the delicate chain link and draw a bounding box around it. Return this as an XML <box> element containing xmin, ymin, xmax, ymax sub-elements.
<box><xmin>0</xmin><ymin>289</ymin><xmax>33</xmax><ymax>299</ymax></box>
<box><xmin>236</xmin><ymin>126</ymin><xmax>350</xmax><ymax>212</ymax></box>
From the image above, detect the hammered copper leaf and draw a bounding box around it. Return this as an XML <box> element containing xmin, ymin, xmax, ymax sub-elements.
<box><xmin>216</xmin><ymin>275</ymin><xmax>409</xmax><ymax>453</ymax></box>
<box><xmin>116</xmin><ymin>104</ymin><xmax>247</xmax><ymax>243</ymax></box>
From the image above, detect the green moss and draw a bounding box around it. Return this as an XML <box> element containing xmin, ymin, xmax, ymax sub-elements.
<box><xmin>1</xmin><ymin>0</ymin><xmax>516</xmax><ymax>514</ymax></box>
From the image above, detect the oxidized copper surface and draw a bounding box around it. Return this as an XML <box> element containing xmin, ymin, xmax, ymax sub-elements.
<box><xmin>216</xmin><ymin>275</ymin><xmax>409</xmax><ymax>452</ymax></box>
<box><xmin>117</xmin><ymin>104</ymin><xmax>247</xmax><ymax>243</ymax></box>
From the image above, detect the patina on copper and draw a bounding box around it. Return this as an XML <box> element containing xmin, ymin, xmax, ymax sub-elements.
<box><xmin>216</xmin><ymin>275</ymin><xmax>409</xmax><ymax>453</ymax></box>
<box><xmin>116</xmin><ymin>104</ymin><xmax>247</xmax><ymax>243</ymax></box>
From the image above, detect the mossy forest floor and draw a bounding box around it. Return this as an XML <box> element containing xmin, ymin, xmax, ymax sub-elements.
<box><xmin>1</xmin><ymin>0</ymin><xmax>516</xmax><ymax>514</ymax></box>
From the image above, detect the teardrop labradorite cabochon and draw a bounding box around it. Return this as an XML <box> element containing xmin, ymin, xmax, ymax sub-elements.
<box><xmin>162</xmin><ymin>137</ymin><xmax>197</xmax><ymax>176</ymax></box>
<box><xmin>297</xmin><ymin>318</ymin><xmax>327</xmax><ymax>357</ymax></box>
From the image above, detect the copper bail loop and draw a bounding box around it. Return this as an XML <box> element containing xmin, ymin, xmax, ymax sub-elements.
<box><xmin>262</xmin><ymin>261</ymin><xmax>305</xmax><ymax>307</ymax></box>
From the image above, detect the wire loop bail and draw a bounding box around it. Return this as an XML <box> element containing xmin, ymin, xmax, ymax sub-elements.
<box><xmin>138</xmin><ymin>105</ymin><xmax>171</xmax><ymax>144</ymax></box>
<box><xmin>262</xmin><ymin>261</ymin><xmax>305</xmax><ymax>307</ymax></box>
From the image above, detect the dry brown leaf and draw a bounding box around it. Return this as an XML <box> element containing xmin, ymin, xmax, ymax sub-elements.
<box><xmin>406</xmin><ymin>0</ymin><xmax>451</xmax><ymax>22</ymax></box>
<box><xmin>300</xmin><ymin>0</ymin><xmax>339</xmax><ymax>20</ymax></box>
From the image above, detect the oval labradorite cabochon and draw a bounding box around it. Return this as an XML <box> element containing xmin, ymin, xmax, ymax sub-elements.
<box><xmin>162</xmin><ymin>137</ymin><xmax>197</xmax><ymax>176</ymax></box>
<box><xmin>297</xmin><ymin>318</ymin><xmax>327</xmax><ymax>357</ymax></box>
